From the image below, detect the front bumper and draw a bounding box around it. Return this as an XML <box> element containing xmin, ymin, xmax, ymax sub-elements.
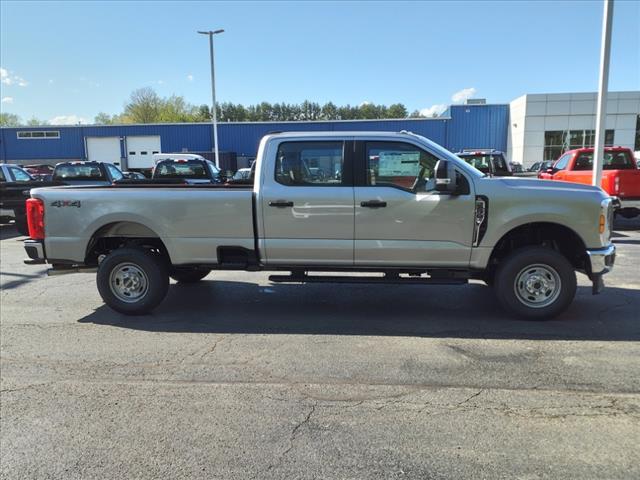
<box><xmin>23</xmin><ymin>239</ymin><xmax>46</xmax><ymax>265</ymax></box>
<box><xmin>586</xmin><ymin>244</ymin><xmax>616</xmax><ymax>275</ymax></box>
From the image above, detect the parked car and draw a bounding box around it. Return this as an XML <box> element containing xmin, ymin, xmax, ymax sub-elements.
<box><xmin>52</xmin><ymin>161</ymin><xmax>125</xmax><ymax>186</ymax></box>
<box><xmin>152</xmin><ymin>157</ymin><xmax>222</xmax><ymax>184</ymax></box>
<box><xmin>23</xmin><ymin>131</ymin><xmax>616</xmax><ymax>320</ymax></box>
<box><xmin>24</xmin><ymin>164</ymin><xmax>55</xmax><ymax>181</ymax></box>
<box><xmin>538</xmin><ymin>147</ymin><xmax>640</xmax><ymax>218</ymax></box>
<box><xmin>455</xmin><ymin>150</ymin><xmax>512</xmax><ymax>176</ymax></box>
<box><xmin>0</xmin><ymin>164</ymin><xmax>61</xmax><ymax>235</ymax></box>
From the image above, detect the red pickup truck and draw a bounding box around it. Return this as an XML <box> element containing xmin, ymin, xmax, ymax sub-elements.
<box><xmin>538</xmin><ymin>147</ymin><xmax>640</xmax><ymax>218</ymax></box>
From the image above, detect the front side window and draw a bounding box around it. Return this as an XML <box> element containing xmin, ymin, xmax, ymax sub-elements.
<box><xmin>275</xmin><ymin>141</ymin><xmax>344</xmax><ymax>186</ymax></box>
<box><xmin>554</xmin><ymin>153</ymin><xmax>572</xmax><ymax>170</ymax></box>
<box><xmin>106</xmin><ymin>164</ymin><xmax>124</xmax><ymax>181</ymax></box>
<box><xmin>366</xmin><ymin>142</ymin><xmax>438</xmax><ymax>192</ymax></box>
<box><xmin>9</xmin><ymin>167</ymin><xmax>32</xmax><ymax>182</ymax></box>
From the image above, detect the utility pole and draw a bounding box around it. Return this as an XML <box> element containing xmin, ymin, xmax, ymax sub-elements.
<box><xmin>197</xmin><ymin>29</ymin><xmax>224</xmax><ymax>168</ymax></box>
<box><xmin>592</xmin><ymin>0</ymin><xmax>614</xmax><ymax>188</ymax></box>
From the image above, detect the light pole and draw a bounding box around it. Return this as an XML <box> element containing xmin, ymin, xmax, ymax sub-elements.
<box><xmin>592</xmin><ymin>0</ymin><xmax>613</xmax><ymax>188</ymax></box>
<box><xmin>197</xmin><ymin>29</ymin><xmax>224</xmax><ymax>169</ymax></box>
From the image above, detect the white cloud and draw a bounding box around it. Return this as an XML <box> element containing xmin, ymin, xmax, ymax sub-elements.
<box><xmin>0</xmin><ymin>67</ymin><xmax>28</xmax><ymax>87</ymax></box>
<box><xmin>48</xmin><ymin>79</ymin><xmax>54</xmax><ymax>84</ymax></box>
<box><xmin>360</xmin><ymin>101</ymin><xmax>371</xmax><ymax>107</ymax></box>
<box><xmin>1</xmin><ymin>96</ymin><xmax>14</xmax><ymax>104</ymax></box>
<box><xmin>451</xmin><ymin>87</ymin><xmax>477</xmax><ymax>104</ymax></box>
<box><xmin>419</xmin><ymin>104</ymin><xmax>447</xmax><ymax>117</ymax></box>
<box><xmin>157</xmin><ymin>80</ymin><xmax>165</xmax><ymax>85</ymax></box>
<box><xmin>49</xmin><ymin>115</ymin><xmax>88</xmax><ymax>125</ymax></box>
<box><xmin>187</xmin><ymin>74</ymin><xmax>194</xmax><ymax>81</ymax></box>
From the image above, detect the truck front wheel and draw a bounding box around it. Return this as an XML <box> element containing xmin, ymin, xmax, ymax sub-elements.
<box><xmin>97</xmin><ymin>248</ymin><xmax>169</xmax><ymax>315</ymax></box>
<box><xmin>494</xmin><ymin>247</ymin><xmax>576</xmax><ymax>320</ymax></box>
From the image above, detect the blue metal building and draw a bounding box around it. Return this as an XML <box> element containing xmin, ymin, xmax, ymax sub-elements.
<box><xmin>0</xmin><ymin>104</ymin><xmax>508</xmax><ymax>168</ymax></box>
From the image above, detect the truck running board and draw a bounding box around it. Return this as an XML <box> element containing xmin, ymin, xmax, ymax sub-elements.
<box><xmin>268</xmin><ymin>273</ymin><xmax>468</xmax><ymax>285</ymax></box>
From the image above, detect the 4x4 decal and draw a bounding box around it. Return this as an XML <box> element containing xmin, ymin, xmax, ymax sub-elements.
<box><xmin>50</xmin><ymin>200</ymin><xmax>81</xmax><ymax>208</ymax></box>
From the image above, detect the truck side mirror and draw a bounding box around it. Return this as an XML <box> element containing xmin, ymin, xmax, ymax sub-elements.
<box><xmin>435</xmin><ymin>160</ymin><xmax>458</xmax><ymax>194</ymax></box>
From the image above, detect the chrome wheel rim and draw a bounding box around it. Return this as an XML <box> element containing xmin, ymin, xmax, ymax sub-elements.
<box><xmin>514</xmin><ymin>264</ymin><xmax>561</xmax><ymax>309</ymax></box>
<box><xmin>109</xmin><ymin>263</ymin><xmax>149</xmax><ymax>303</ymax></box>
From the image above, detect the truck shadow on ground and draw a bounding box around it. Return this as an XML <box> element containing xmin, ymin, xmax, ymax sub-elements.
<box><xmin>78</xmin><ymin>282</ymin><xmax>640</xmax><ymax>341</ymax></box>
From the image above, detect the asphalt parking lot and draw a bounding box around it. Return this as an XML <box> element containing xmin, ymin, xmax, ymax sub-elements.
<box><xmin>1</xmin><ymin>220</ymin><xmax>639</xmax><ymax>479</ymax></box>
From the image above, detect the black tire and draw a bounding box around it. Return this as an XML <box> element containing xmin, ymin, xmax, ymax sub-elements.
<box><xmin>14</xmin><ymin>213</ymin><xmax>29</xmax><ymax>236</ymax></box>
<box><xmin>170</xmin><ymin>269</ymin><xmax>211</xmax><ymax>283</ymax></box>
<box><xmin>494</xmin><ymin>247</ymin><xmax>576</xmax><ymax>320</ymax></box>
<box><xmin>97</xmin><ymin>248</ymin><xmax>169</xmax><ymax>315</ymax></box>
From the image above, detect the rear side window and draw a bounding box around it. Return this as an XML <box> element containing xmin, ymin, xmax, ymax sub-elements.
<box><xmin>275</xmin><ymin>141</ymin><xmax>344</xmax><ymax>186</ymax></box>
<box><xmin>54</xmin><ymin>164</ymin><xmax>105</xmax><ymax>180</ymax></box>
<box><xmin>154</xmin><ymin>160</ymin><xmax>210</xmax><ymax>178</ymax></box>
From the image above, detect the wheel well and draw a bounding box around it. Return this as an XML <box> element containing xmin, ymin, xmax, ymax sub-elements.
<box><xmin>488</xmin><ymin>222</ymin><xmax>587</xmax><ymax>272</ymax></box>
<box><xmin>84</xmin><ymin>222</ymin><xmax>170</xmax><ymax>266</ymax></box>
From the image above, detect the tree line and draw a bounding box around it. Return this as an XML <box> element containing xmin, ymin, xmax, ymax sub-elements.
<box><xmin>0</xmin><ymin>87</ymin><xmax>434</xmax><ymax>127</ymax></box>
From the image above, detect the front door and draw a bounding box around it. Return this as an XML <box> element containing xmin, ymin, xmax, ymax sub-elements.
<box><xmin>354</xmin><ymin>140</ymin><xmax>475</xmax><ymax>267</ymax></box>
<box><xmin>260</xmin><ymin>140</ymin><xmax>355</xmax><ymax>265</ymax></box>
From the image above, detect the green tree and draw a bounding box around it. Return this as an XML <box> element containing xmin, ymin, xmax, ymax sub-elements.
<box><xmin>321</xmin><ymin>102</ymin><xmax>338</xmax><ymax>120</ymax></box>
<box><xmin>123</xmin><ymin>87</ymin><xmax>162</xmax><ymax>123</ymax></box>
<box><xmin>94</xmin><ymin>112</ymin><xmax>114</xmax><ymax>124</ymax></box>
<box><xmin>26</xmin><ymin>117</ymin><xmax>48</xmax><ymax>126</ymax></box>
<box><xmin>387</xmin><ymin>104</ymin><xmax>408</xmax><ymax>118</ymax></box>
<box><xmin>0</xmin><ymin>112</ymin><xmax>21</xmax><ymax>126</ymax></box>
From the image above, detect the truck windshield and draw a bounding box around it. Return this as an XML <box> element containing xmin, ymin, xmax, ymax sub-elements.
<box><xmin>53</xmin><ymin>164</ymin><xmax>105</xmax><ymax>180</ymax></box>
<box><xmin>573</xmin><ymin>151</ymin><xmax>636</xmax><ymax>171</ymax></box>
<box><xmin>154</xmin><ymin>161</ymin><xmax>210</xmax><ymax>179</ymax></box>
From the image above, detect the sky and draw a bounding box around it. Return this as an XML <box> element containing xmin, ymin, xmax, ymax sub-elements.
<box><xmin>1</xmin><ymin>0</ymin><xmax>639</xmax><ymax>124</ymax></box>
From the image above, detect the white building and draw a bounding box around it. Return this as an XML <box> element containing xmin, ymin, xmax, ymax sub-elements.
<box><xmin>507</xmin><ymin>91</ymin><xmax>640</xmax><ymax>168</ymax></box>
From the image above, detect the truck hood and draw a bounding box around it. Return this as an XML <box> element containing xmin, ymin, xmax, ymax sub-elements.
<box><xmin>492</xmin><ymin>177</ymin><xmax>605</xmax><ymax>195</ymax></box>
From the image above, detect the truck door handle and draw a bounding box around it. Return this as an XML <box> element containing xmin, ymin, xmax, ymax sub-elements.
<box><xmin>269</xmin><ymin>200</ymin><xmax>294</xmax><ymax>208</ymax></box>
<box><xmin>360</xmin><ymin>200</ymin><xmax>387</xmax><ymax>208</ymax></box>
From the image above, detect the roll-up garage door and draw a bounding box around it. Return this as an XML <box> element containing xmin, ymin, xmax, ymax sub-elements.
<box><xmin>126</xmin><ymin>136</ymin><xmax>162</xmax><ymax>170</ymax></box>
<box><xmin>86</xmin><ymin>137</ymin><xmax>122</xmax><ymax>166</ymax></box>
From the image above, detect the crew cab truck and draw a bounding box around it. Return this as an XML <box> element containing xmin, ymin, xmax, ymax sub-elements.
<box><xmin>23</xmin><ymin>132</ymin><xmax>616</xmax><ymax>320</ymax></box>
<box><xmin>538</xmin><ymin>147</ymin><xmax>640</xmax><ymax>218</ymax></box>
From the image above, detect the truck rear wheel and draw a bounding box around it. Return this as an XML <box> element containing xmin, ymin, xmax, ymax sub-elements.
<box><xmin>170</xmin><ymin>269</ymin><xmax>211</xmax><ymax>283</ymax></box>
<box><xmin>494</xmin><ymin>247</ymin><xmax>576</xmax><ymax>320</ymax></box>
<box><xmin>97</xmin><ymin>248</ymin><xmax>169</xmax><ymax>315</ymax></box>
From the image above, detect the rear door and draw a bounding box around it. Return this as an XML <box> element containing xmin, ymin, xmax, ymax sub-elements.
<box><xmin>260</xmin><ymin>140</ymin><xmax>355</xmax><ymax>265</ymax></box>
<box><xmin>354</xmin><ymin>140</ymin><xmax>475</xmax><ymax>267</ymax></box>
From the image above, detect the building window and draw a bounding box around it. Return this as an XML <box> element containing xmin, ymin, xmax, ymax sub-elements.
<box><xmin>543</xmin><ymin>129</ymin><xmax>615</xmax><ymax>161</ymax></box>
<box><xmin>17</xmin><ymin>130</ymin><xmax>61</xmax><ymax>139</ymax></box>
<box><xmin>635</xmin><ymin>115</ymin><xmax>640</xmax><ymax>152</ymax></box>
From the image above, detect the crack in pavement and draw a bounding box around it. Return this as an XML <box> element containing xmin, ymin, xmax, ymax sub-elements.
<box><xmin>266</xmin><ymin>401</ymin><xmax>318</xmax><ymax>473</ymax></box>
<box><xmin>457</xmin><ymin>389</ymin><xmax>484</xmax><ymax>406</ymax></box>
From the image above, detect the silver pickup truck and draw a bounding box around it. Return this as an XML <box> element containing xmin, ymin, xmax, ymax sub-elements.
<box><xmin>23</xmin><ymin>131</ymin><xmax>616</xmax><ymax>319</ymax></box>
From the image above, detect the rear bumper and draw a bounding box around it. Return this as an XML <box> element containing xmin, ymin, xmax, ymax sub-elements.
<box><xmin>586</xmin><ymin>244</ymin><xmax>616</xmax><ymax>275</ymax></box>
<box><xmin>23</xmin><ymin>239</ymin><xmax>46</xmax><ymax>265</ymax></box>
<box><xmin>620</xmin><ymin>198</ymin><xmax>640</xmax><ymax>209</ymax></box>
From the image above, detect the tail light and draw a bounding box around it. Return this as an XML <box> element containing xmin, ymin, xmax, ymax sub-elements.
<box><xmin>26</xmin><ymin>198</ymin><xmax>45</xmax><ymax>240</ymax></box>
<box><xmin>614</xmin><ymin>176</ymin><xmax>620</xmax><ymax>194</ymax></box>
